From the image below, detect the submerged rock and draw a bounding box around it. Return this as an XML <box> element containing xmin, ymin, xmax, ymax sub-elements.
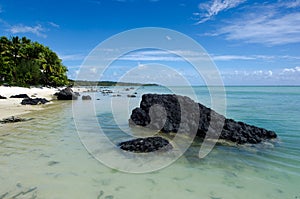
<box><xmin>56</xmin><ymin>87</ymin><xmax>78</xmax><ymax>100</ymax></box>
<box><xmin>0</xmin><ymin>116</ymin><xmax>31</xmax><ymax>124</ymax></box>
<box><xmin>10</xmin><ymin>94</ymin><xmax>29</xmax><ymax>98</ymax></box>
<box><xmin>129</xmin><ymin>94</ymin><xmax>277</xmax><ymax>144</ymax></box>
<box><xmin>21</xmin><ymin>98</ymin><xmax>49</xmax><ymax>105</ymax></box>
<box><xmin>118</xmin><ymin>137</ymin><xmax>172</xmax><ymax>153</ymax></box>
<box><xmin>82</xmin><ymin>95</ymin><xmax>92</xmax><ymax>100</ymax></box>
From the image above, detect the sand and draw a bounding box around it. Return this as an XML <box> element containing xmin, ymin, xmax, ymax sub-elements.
<box><xmin>0</xmin><ymin>86</ymin><xmax>59</xmax><ymax>120</ymax></box>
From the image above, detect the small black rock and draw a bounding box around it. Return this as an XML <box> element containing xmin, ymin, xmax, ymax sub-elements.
<box><xmin>82</xmin><ymin>95</ymin><xmax>92</xmax><ymax>100</ymax></box>
<box><xmin>118</xmin><ymin>136</ymin><xmax>172</xmax><ymax>153</ymax></box>
<box><xmin>0</xmin><ymin>116</ymin><xmax>30</xmax><ymax>124</ymax></box>
<box><xmin>21</xmin><ymin>98</ymin><xmax>50</xmax><ymax>105</ymax></box>
<box><xmin>10</xmin><ymin>94</ymin><xmax>29</xmax><ymax>98</ymax></box>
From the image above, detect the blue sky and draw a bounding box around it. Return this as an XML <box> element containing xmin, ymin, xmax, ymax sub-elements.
<box><xmin>1</xmin><ymin>0</ymin><xmax>300</xmax><ymax>85</ymax></box>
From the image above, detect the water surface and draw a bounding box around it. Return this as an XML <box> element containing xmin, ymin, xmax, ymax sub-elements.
<box><xmin>0</xmin><ymin>86</ymin><xmax>299</xmax><ymax>199</ymax></box>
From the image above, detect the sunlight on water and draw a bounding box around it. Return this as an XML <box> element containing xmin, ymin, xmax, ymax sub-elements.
<box><xmin>0</xmin><ymin>86</ymin><xmax>299</xmax><ymax>199</ymax></box>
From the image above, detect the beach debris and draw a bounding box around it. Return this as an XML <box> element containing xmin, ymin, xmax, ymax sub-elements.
<box><xmin>82</xmin><ymin>95</ymin><xmax>92</xmax><ymax>100</ymax></box>
<box><xmin>118</xmin><ymin>136</ymin><xmax>172</xmax><ymax>153</ymax></box>
<box><xmin>129</xmin><ymin>94</ymin><xmax>277</xmax><ymax>145</ymax></box>
<box><xmin>0</xmin><ymin>95</ymin><xmax>7</xmax><ymax>99</ymax></box>
<box><xmin>0</xmin><ymin>116</ymin><xmax>31</xmax><ymax>124</ymax></box>
<box><xmin>10</xmin><ymin>94</ymin><xmax>29</xmax><ymax>98</ymax></box>
<box><xmin>56</xmin><ymin>87</ymin><xmax>78</xmax><ymax>100</ymax></box>
<box><xmin>21</xmin><ymin>98</ymin><xmax>49</xmax><ymax>105</ymax></box>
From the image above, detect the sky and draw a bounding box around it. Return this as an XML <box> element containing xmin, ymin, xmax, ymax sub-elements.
<box><xmin>0</xmin><ymin>0</ymin><xmax>300</xmax><ymax>85</ymax></box>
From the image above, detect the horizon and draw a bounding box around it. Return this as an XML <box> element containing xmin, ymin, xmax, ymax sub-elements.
<box><xmin>1</xmin><ymin>0</ymin><xmax>300</xmax><ymax>86</ymax></box>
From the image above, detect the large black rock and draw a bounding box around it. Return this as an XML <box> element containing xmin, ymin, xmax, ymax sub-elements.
<box><xmin>0</xmin><ymin>95</ymin><xmax>7</xmax><ymax>99</ymax></box>
<box><xmin>129</xmin><ymin>94</ymin><xmax>277</xmax><ymax>144</ymax></box>
<box><xmin>21</xmin><ymin>98</ymin><xmax>50</xmax><ymax>105</ymax></box>
<box><xmin>56</xmin><ymin>87</ymin><xmax>78</xmax><ymax>100</ymax></box>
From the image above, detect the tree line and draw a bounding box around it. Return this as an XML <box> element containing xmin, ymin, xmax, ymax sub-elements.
<box><xmin>0</xmin><ymin>36</ymin><xmax>68</xmax><ymax>87</ymax></box>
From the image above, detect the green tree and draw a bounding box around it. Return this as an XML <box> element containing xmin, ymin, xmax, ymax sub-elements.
<box><xmin>0</xmin><ymin>36</ymin><xmax>68</xmax><ymax>87</ymax></box>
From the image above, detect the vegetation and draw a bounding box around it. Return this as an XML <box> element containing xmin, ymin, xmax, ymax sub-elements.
<box><xmin>69</xmin><ymin>80</ymin><xmax>159</xmax><ymax>87</ymax></box>
<box><xmin>0</xmin><ymin>36</ymin><xmax>68</xmax><ymax>87</ymax></box>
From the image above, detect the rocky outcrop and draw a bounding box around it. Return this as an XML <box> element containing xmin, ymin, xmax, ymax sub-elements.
<box><xmin>0</xmin><ymin>95</ymin><xmax>7</xmax><ymax>99</ymax></box>
<box><xmin>129</xmin><ymin>94</ymin><xmax>277</xmax><ymax>144</ymax></box>
<box><xmin>56</xmin><ymin>87</ymin><xmax>78</xmax><ymax>100</ymax></box>
<box><xmin>0</xmin><ymin>116</ymin><xmax>31</xmax><ymax>124</ymax></box>
<box><xmin>10</xmin><ymin>94</ymin><xmax>29</xmax><ymax>98</ymax></box>
<box><xmin>118</xmin><ymin>137</ymin><xmax>172</xmax><ymax>153</ymax></box>
<box><xmin>82</xmin><ymin>95</ymin><xmax>92</xmax><ymax>100</ymax></box>
<box><xmin>21</xmin><ymin>98</ymin><xmax>49</xmax><ymax>105</ymax></box>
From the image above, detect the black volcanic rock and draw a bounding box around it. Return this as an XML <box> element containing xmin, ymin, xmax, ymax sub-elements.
<box><xmin>0</xmin><ymin>116</ymin><xmax>30</xmax><ymax>124</ymax></box>
<box><xmin>21</xmin><ymin>98</ymin><xmax>50</xmax><ymax>105</ymax></box>
<box><xmin>129</xmin><ymin>94</ymin><xmax>277</xmax><ymax>144</ymax></box>
<box><xmin>0</xmin><ymin>95</ymin><xmax>7</xmax><ymax>99</ymax></box>
<box><xmin>82</xmin><ymin>95</ymin><xmax>92</xmax><ymax>100</ymax></box>
<box><xmin>56</xmin><ymin>87</ymin><xmax>78</xmax><ymax>100</ymax></box>
<box><xmin>118</xmin><ymin>137</ymin><xmax>172</xmax><ymax>153</ymax></box>
<box><xmin>127</xmin><ymin>94</ymin><xmax>136</xmax><ymax>98</ymax></box>
<box><xmin>10</xmin><ymin>94</ymin><xmax>29</xmax><ymax>98</ymax></box>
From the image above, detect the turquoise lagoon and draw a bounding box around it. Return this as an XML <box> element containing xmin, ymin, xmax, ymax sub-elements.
<box><xmin>0</xmin><ymin>86</ymin><xmax>299</xmax><ymax>199</ymax></box>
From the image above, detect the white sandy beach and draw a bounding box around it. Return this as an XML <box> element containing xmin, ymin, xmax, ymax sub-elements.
<box><xmin>0</xmin><ymin>86</ymin><xmax>59</xmax><ymax>120</ymax></box>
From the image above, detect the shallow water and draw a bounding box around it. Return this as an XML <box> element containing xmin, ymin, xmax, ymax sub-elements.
<box><xmin>0</xmin><ymin>86</ymin><xmax>299</xmax><ymax>199</ymax></box>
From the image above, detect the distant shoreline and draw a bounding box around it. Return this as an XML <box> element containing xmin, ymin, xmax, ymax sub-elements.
<box><xmin>69</xmin><ymin>80</ymin><xmax>159</xmax><ymax>87</ymax></box>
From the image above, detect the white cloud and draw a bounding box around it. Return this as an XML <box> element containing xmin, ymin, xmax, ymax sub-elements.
<box><xmin>282</xmin><ymin>66</ymin><xmax>300</xmax><ymax>73</ymax></box>
<box><xmin>8</xmin><ymin>24</ymin><xmax>46</xmax><ymax>38</ymax></box>
<box><xmin>114</xmin><ymin>49</ymin><xmax>300</xmax><ymax>63</ymax></box>
<box><xmin>208</xmin><ymin>1</ymin><xmax>300</xmax><ymax>45</ymax></box>
<box><xmin>58</xmin><ymin>53</ymin><xmax>86</xmax><ymax>61</ymax></box>
<box><xmin>212</xmin><ymin>55</ymin><xmax>255</xmax><ymax>61</ymax></box>
<box><xmin>118</xmin><ymin>50</ymin><xmax>208</xmax><ymax>62</ymax></box>
<box><xmin>90</xmin><ymin>67</ymin><xmax>97</xmax><ymax>74</ymax></box>
<box><xmin>166</xmin><ymin>35</ymin><xmax>172</xmax><ymax>40</ymax></box>
<box><xmin>211</xmin><ymin>54</ymin><xmax>300</xmax><ymax>61</ymax></box>
<box><xmin>218</xmin><ymin>12</ymin><xmax>300</xmax><ymax>45</ymax></box>
<box><xmin>267</xmin><ymin>70</ymin><xmax>273</xmax><ymax>77</ymax></box>
<box><xmin>48</xmin><ymin>22</ymin><xmax>60</xmax><ymax>28</ymax></box>
<box><xmin>280</xmin><ymin>0</ymin><xmax>300</xmax><ymax>8</ymax></box>
<box><xmin>196</xmin><ymin>0</ymin><xmax>246</xmax><ymax>24</ymax></box>
<box><xmin>222</xmin><ymin>67</ymin><xmax>300</xmax><ymax>85</ymax></box>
